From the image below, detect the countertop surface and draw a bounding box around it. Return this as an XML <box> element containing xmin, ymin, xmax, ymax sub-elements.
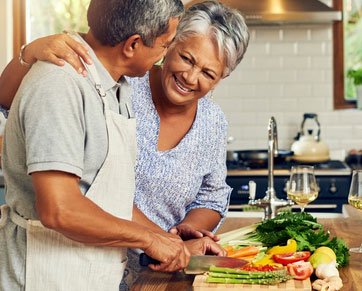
<box><xmin>132</xmin><ymin>205</ymin><xmax>362</xmax><ymax>291</ymax></box>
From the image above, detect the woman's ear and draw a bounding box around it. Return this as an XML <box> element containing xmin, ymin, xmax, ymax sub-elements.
<box><xmin>122</xmin><ymin>34</ymin><xmax>143</xmax><ymax>58</ymax></box>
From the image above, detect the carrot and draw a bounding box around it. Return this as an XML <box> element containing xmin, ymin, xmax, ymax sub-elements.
<box><xmin>223</xmin><ymin>245</ymin><xmax>235</xmax><ymax>256</ymax></box>
<box><xmin>227</xmin><ymin>246</ymin><xmax>259</xmax><ymax>259</ymax></box>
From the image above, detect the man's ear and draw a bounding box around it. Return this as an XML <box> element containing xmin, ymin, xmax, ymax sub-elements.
<box><xmin>122</xmin><ymin>34</ymin><xmax>143</xmax><ymax>58</ymax></box>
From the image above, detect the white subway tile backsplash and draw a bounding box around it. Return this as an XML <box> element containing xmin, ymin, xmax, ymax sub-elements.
<box><xmin>268</xmin><ymin>70</ymin><xmax>297</xmax><ymax>83</ymax></box>
<box><xmin>269</xmin><ymin>99</ymin><xmax>299</xmax><ymax>112</ymax></box>
<box><xmin>282</xmin><ymin>56</ymin><xmax>311</xmax><ymax>69</ymax></box>
<box><xmin>296</xmin><ymin>70</ymin><xmax>325</xmax><ymax>83</ymax></box>
<box><xmin>216</xmin><ymin>25</ymin><xmax>362</xmax><ymax>154</ymax></box>
<box><xmin>254</xmin><ymin>84</ymin><xmax>283</xmax><ymax>98</ymax></box>
<box><xmin>235</xmin><ymin>70</ymin><xmax>269</xmax><ymax>84</ymax></box>
<box><xmin>254</xmin><ymin>29</ymin><xmax>283</xmax><ymax>42</ymax></box>
<box><xmin>324</xmin><ymin>126</ymin><xmax>354</xmax><ymax>139</ymax></box>
<box><xmin>311</xmin><ymin>56</ymin><xmax>332</xmax><ymax>69</ymax></box>
<box><xmin>352</xmin><ymin>126</ymin><xmax>362</xmax><ymax>139</ymax></box>
<box><xmin>312</xmin><ymin>84</ymin><xmax>332</xmax><ymax>98</ymax></box>
<box><xmin>310</xmin><ymin>26</ymin><xmax>332</xmax><ymax>41</ymax></box>
<box><xmin>283</xmin><ymin>28</ymin><xmax>311</xmax><ymax>42</ymax></box>
<box><xmin>247</xmin><ymin>43</ymin><xmax>270</xmax><ymax>56</ymax></box>
<box><xmin>254</xmin><ymin>56</ymin><xmax>282</xmax><ymax>69</ymax></box>
<box><xmin>297</xmin><ymin>43</ymin><xmax>328</xmax><ymax>56</ymax></box>
<box><xmin>270</xmin><ymin>43</ymin><xmax>297</xmax><ymax>56</ymax></box>
<box><xmin>297</xmin><ymin>97</ymin><xmax>327</xmax><ymax>112</ymax></box>
<box><xmin>283</xmin><ymin>84</ymin><xmax>312</xmax><ymax>97</ymax></box>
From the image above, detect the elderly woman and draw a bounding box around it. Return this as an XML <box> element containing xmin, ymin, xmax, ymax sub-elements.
<box><xmin>0</xmin><ymin>0</ymin><xmax>249</xmax><ymax>250</ymax></box>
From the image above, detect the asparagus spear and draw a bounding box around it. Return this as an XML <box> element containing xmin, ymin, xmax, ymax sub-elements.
<box><xmin>208</xmin><ymin>271</ymin><xmax>290</xmax><ymax>279</ymax></box>
<box><xmin>206</xmin><ymin>277</ymin><xmax>290</xmax><ymax>285</ymax></box>
<box><xmin>209</xmin><ymin>266</ymin><xmax>288</xmax><ymax>277</ymax></box>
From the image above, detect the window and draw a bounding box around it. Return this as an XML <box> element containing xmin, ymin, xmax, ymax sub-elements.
<box><xmin>334</xmin><ymin>0</ymin><xmax>362</xmax><ymax>109</ymax></box>
<box><xmin>13</xmin><ymin>0</ymin><xmax>89</xmax><ymax>53</ymax></box>
<box><xmin>26</xmin><ymin>0</ymin><xmax>89</xmax><ymax>41</ymax></box>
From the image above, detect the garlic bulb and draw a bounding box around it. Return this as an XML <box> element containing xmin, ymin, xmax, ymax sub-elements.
<box><xmin>315</xmin><ymin>262</ymin><xmax>339</xmax><ymax>279</ymax></box>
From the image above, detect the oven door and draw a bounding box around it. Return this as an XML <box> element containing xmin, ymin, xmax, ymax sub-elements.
<box><xmin>226</xmin><ymin>175</ymin><xmax>351</xmax><ymax>213</ymax></box>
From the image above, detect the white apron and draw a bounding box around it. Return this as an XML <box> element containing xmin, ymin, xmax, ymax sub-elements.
<box><xmin>6</xmin><ymin>63</ymin><xmax>136</xmax><ymax>291</ymax></box>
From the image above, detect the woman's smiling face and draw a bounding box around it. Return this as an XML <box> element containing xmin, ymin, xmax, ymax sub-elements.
<box><xmin>160</xmin><ymin>34</ymin><xmax>225</xmax><ymax>106</ymax></box>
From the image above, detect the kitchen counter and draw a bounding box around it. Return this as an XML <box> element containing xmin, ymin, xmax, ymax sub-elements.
<box><xmin>132</xmin><ymin>205</ymin><xmax>362</xmax><ymax>291</ymax></box>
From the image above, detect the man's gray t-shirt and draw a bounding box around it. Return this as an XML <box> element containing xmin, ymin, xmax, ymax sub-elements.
<box><xmin>0</xmin><ymin>35</ymin><xmax>132</xmax><ymax>289</ymax></box>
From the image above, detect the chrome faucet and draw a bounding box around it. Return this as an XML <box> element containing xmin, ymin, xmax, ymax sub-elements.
<box><xmin>248</xmin><ymin>117</ymin><xmax>294</xmax><ymax>219</ymax></box>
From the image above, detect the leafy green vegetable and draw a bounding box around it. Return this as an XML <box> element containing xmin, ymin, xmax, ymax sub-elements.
<box><xmin>247</xmin><ymin>212</ymin><xmax>322</xmax><ymax>247</ymax></box>
<box><xmin>244</xmin><ymin>212</ymin><xmax>349</xmax><ymax>267</ymax></box>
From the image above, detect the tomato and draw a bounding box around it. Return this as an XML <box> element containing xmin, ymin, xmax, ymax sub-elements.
<box><xmin>273</xmin><ymin>251</ymin><xmax>311</xmax><ymax>265</ymax></box>
<box><xmin>287</xmin><ymin>261</ymin><xmax>313</xmax><ymax>280</ymax></box>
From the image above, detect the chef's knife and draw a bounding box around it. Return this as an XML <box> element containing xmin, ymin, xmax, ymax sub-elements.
<box><xmin>139</xmin><ymin>253</ymin><xmax>248</xmax><ymax>274</ymax></box>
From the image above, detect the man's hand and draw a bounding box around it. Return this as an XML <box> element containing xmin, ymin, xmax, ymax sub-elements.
<box><xmin>169</xmin><ymin>223</ymin><xmax>219</xmax><ymax>241</ymax></box>
<box><xmin>143</xmin><ymin>231</ymin><xmax>190</xmax><ymax>272</ymax></box>
<box><xmin>184</xmin><ymin>237</ymin><xmax>226</xmax><ymax>257</ymax></box>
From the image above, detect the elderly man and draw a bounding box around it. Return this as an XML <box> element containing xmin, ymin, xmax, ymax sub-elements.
<box><xmin>0</xmin><ymin>1</ymin><xmax>191</xmax><ymax>290</ymax></box>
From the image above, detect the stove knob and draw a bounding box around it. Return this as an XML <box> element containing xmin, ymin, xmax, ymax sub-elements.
<box><xmin>329</xmin><ymin>180</ymin><xmax>337</xmax><ymax>194</ymax></box>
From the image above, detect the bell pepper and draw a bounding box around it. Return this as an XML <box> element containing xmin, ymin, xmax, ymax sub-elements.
<box><xmin>253</xmin><ymin>254</ymin><xmax>283</xmax><ymax>268</ymax></box>
<box><xmin>273</xmin><ymin>251</ymin><xmax>311</xmax><ymax>265</ymax></box>
<box><xmin>266</xmin><ymin>239</ymin><xmax>297</xmax><ymax>255</ymax></box>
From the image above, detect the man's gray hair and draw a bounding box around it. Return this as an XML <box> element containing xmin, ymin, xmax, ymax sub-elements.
<box><xmin>175</xmin><ymin>1</ymin><xmax>249</xmax><ymax>77</ymax></box>
<box><xmin>87</xmin><ymin>0</ymin><xmax>184</xmax><ymax>47</ymax></box>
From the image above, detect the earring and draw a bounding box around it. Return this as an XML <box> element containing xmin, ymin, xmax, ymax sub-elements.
<box><xmin>154</xmin><ymin>57</ymin><xmax>164</xmax><ymax>67</ymax></box>
<box><xmin>209</xmin><ymin>90</ymin><xmax>214</xmax><ymax>100</ymax></box>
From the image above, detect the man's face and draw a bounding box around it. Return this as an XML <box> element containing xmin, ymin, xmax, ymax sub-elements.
<box><xmin>127</xmin><ymin>17</ymin><xmax>179</xmax><ymax>77</ymax></box>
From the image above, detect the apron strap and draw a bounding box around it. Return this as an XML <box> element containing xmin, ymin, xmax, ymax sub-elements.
<box><xmin>8</xmin><ymin>207</ymin><xmax>28</xmax><ymax>229</ymax></box>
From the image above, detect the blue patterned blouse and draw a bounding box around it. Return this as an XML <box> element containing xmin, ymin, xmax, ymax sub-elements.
<box><xmin>128</xmin><ymin>73</ymin><xmax>232</xmax><ymax>232</ymax></box>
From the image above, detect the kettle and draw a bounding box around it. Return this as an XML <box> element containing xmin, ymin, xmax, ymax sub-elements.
<box><xmin>291</xmin><ymin>113</ymin><xmax>330</xmax><ymax>162</ymax></box>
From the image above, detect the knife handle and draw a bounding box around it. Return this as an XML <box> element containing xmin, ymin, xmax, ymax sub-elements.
<box><xmin>139</xmin><ymin>253</ymin><xmax>160</xmax><ymax>266</ymax></box>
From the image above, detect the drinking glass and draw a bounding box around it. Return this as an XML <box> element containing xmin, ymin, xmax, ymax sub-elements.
<box><xmin>348</xmin><ymin>170</ymin><xmax>362</xmax><ymax>253</ymax></box>
<box><xmin>287</xmin><ymin>165</ymin><xmax>319</xmax><ymax>212</ymax></box>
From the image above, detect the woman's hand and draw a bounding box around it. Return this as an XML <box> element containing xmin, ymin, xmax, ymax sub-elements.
<box><xmin>169</xmin><ymin>223</ymin><xmax>220</xmax><ymax>241</ymax></box>
<box><xmin>184</xmin><ymin>237</ymin><xmax>226</xmax><ymax>257</ymax></box>
<box><xmin>24</xmin><ymin>33</ymin><xmax>93</xmax><ymax>76</ymax></box>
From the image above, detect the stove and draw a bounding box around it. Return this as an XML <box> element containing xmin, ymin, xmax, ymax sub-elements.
<box><xmin>226</xmin><ymin>160</ymin><xmax>352</xmax><ymax>213</ymax></box>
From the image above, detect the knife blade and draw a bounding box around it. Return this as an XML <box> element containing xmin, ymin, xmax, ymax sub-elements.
<box><xmin>139</xmin><ymin>253</ymin><xmax>248</xmax><ymax>274</ymax></box>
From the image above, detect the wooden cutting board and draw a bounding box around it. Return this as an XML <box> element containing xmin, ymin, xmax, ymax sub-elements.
<box><xmin>193</xmin><ymin>275</ymin><xmax>311</xmax><ymax>291</ymax></box>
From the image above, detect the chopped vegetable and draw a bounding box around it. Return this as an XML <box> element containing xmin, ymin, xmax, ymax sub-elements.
<box><xmin>267</xmin><ymin>239</ymin><xmax>297</xmax><ymax>255</ymax></box>
<box><xmin>312</xmin><ymin>276</ymin><xmax>343</xmax><ymax>290</ymax></box>
<box><xmin>273</xmin><ymin>251</ymin><xmax>311</xmax><ymax>265</ymax></box>
<box><xmin>286</xmin><ymin>261</ymin><xmax>313</xmax><ymax>280</ymax></box>
<box><xmin>253</xmin><ymin>254</ymin><xmax>283</xmax><ymax>268</ymax></box>
<box><xmin>227</xmin><ymin>246</ymin><xmax>260</xmax><ymax>259</ymax></box>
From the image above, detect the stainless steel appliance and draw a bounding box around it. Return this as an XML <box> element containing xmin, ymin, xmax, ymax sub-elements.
<box><xmin>227</xmin><ymin>159</ymin><xmax>352</xmax><ymax>213</ymax></box>
<box><xmin>187</xmin><ymin>0</ymin><xmax>342</xmax><ymax>25</ymax></box>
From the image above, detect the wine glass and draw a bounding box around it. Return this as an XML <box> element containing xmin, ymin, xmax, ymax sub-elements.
<box><xmin>348</xmin><ymin>170</ymin><xmax>362</xmax><ymax>253</ymax></box>
<box><xmin>287</xmin><ymin>165</ymin><xmax>319</xmax><ymax>212</ymax></box>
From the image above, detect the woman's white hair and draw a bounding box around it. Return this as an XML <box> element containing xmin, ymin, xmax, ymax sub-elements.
<box><xmin>174</xmin><ymin>0</ymin><xmax>249</xmax><ymax>77</ymax></box>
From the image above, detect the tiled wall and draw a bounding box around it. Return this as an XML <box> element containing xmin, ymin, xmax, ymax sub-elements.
<box><xmin>214</xmin><ymin>24</ymin><xmax>362</xmax><ymax>155</ymax></box>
